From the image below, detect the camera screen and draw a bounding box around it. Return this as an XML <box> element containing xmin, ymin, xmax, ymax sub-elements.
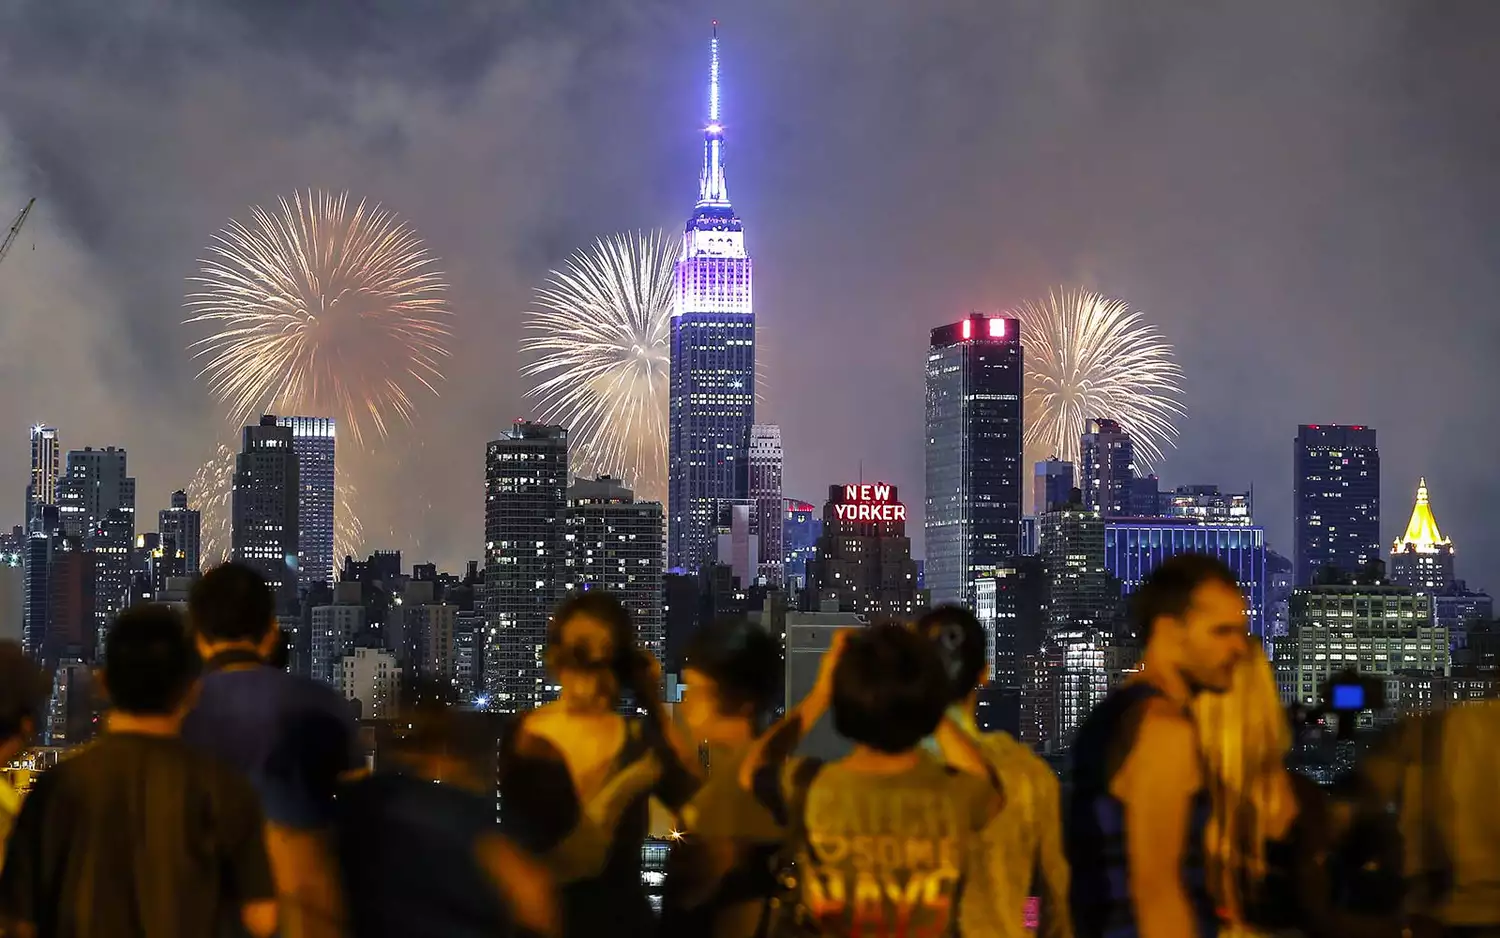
<box><xmin>1331</xmin><ymin>683</ymin><xmax>1366</xmax><ymax>710</ymax></box>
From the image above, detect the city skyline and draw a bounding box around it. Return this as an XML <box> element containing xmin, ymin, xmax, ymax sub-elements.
<box><xmin>0</xmin><ymin>3</ymin><xmax>1496</xmax><ymax>584</ymax></box>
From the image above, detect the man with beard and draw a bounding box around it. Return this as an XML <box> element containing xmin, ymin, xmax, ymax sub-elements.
<box><xmin>1067</xmin><ymin>555</ymin><xmax>1248</xmax><ymax>938</ymax></box>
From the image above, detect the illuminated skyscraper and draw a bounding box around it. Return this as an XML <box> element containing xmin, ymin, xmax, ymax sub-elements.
<box><xmin>276</xmin><ymin>416</ymin><xmax>336</xmax><ymax>590</ymax></box>
<box><xmin>1294</xmin><ymin>425</ymin><xmax>1380</xmax><ymax>585</ymax></box>
<box><xmin>748</xmin><ymin>425</ymin><xmax>783</xmax><ymax>586</ymax></box>
<box><xmin>1104</xmin><ymin>518</ymin><xmax>1268</xmax><ymax>636</ymax></box>
<box><xmin>924</xmin><ymin>313</ymin><xmax>1024</xmax><ymax>607</ymax></box>
<box><xmin>1390</xmin><ymin>478</ymin><xmax>1454</xmax><ymax>593</ymax></box>
<box><xmin>54</xmin><ymin>447</ymin><xmax>135</xmax><ymax>650</ymax></box>
<box><xmin>668</xmin><ymin>24</ymin><xmax>756</xmax><ymax>574</ymax></box>
<box><xmin>564</xmin><ymin>476</ymin><xmax>665</xmax><ymax>665</ymax></box>
<box><xmin>782</xmin><ymin>499</ymin><xmax>821</xmax><ymax>588</ymax></box>
<box><xmin>806</xmin><ymin>483</ymin><xmax>926</xmax><ymax>621</ymax></box>
<box><xmin>1080</xmin><ymin>418</ymin><xmax>1135</xmax><ymax>517</ymax></box>
<box><xmin>158</xmin><ymin>490</ymin><xmax>201</xmax><ymax>578</ymax></box>
<box><xmin>483</xmin><ymin>420</ymin><xmax>569</xmax><ymax>712</ymax></box>
<box><xmin>26</xmin><ymin>425</ymin><xmax>60</xmax><ymax>527</ymax></box>
<box><xmin>231</xmin><ymin>417</ymin><xmax>300</xmax><ymax>613</ymax></box>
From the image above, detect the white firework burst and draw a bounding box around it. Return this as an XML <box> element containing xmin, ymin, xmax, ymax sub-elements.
<box><xmin>1015</xmin><ymin>287</ymin><xmax>1186</xmax><ymax>471</ymax></box>
<box><xmin>187</xmin><ymin>441</ymin><xmax>364</xmax><ymax>571</ymax></box>
<box><xmin>520</xmin><ymin>231</ymin><xmax>677</xmax><ymax>502</ymax></box>
<box><xmin>184</xmin><ymin>189</ymin><xmax>451</xmax><ymax>451</ymax></box>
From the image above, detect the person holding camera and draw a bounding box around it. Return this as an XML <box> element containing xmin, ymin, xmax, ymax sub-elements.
<box><xmin>739</xmin><ymin>622</ymin><xmax>1003</xmax><ymax>938</ymax></box>
<box><xmin>917</xmin><ymin>605</ymin><xmax>1073</xmax><ymax>938</ymax></box>
<box><xmin>659</xmin><ymin>618</ymin><xmax>785</xmax><ymax>938</ymax></box>
<box><xmin>499</xmin><ymin>591</ymin><xmax>698</xmax><ymax>938</ymax></box>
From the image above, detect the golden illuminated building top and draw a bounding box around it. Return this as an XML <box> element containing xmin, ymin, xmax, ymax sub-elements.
<box><xmin>1392</xmin><ymin>477</ymin><xmax>1452</xmax><ymax>555</ymax></box>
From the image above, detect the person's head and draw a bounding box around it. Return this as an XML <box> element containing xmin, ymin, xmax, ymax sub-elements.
<box><xmin>188</xmin><ymin>562</ymin><xmax>278</xmax><ymax>657</ymax></box>
<box><xmin>680</xmin><ymin>618</ymin><xmax>781</xmax><ymax>740</ymax></box>
<box><xmin>831</xmin><ymin>623</ymin><xmax>950</xmax><ymax>754</ymax></box>
<box><xmin>0</xmin><ymin>642</ymin><xmax>49</xmax><ymax>758</ymax></box>
<box><xmin>545</xmin><ymin>590</ymin><xmax>638</xmax><ymax>713</ymax></box>
<box><xmin>1133</xmin><ymin>553</ymin><xmax>1248</xmax><ymax>694</ymax></box>
<box><xmin>102</xmin><ymin>604</ymin><xmax>202</xmax><ymax>717</ymax></box>
<box><xmin>914</xmin><ymin>605</ymin><xmax>988</xmax><ymax>706</ymax></box>
<box><xmin>1193</xmin><ymin>641</ymin><xmax>1292</xmax><ymax>918</ymax></box>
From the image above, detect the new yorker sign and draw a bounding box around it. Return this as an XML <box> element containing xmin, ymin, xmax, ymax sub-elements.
<box><xmin>829</xmin><ymin>483</ymin><xmax>907</xmax><ymax>523</ymax></box>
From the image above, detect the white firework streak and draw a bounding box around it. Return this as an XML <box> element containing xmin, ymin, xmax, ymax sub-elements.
<box><xmin>184</xmin><ymin>189</ymin><xmax>451</xmax><ymax>451</ymax></box>
<box><xmin>520</xmin><ymin>230</ymin><xmax>768</xmax><ymax>504</ymax></box>
<box><xmin>520</xmin><ymin>231</ymin><xmax>677</xmax><ymax>502</ymax></box>
<box><xmin>187</xmin><ymin>440</ymin><xmax>365</xmax><ymax>571</ymax></box>
<box><xmin>1014</xmin><ymin>287</ymin><xmax>1186</xmax><ymax>472</ymax></box>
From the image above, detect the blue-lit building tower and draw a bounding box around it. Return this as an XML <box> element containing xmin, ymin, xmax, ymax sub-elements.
<box><xmin>668</xmin><ymin>24</ymin><xmax>756</xmax><ymax>574</ymax></box>
<box><xmin>1104</xmin><ymin>517</ymin><xmax>1269</xmax><ymax>637</ymax></box>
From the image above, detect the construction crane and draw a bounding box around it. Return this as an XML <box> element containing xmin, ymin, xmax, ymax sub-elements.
<box><xmin>0</xmin><ymin>197</ymin><xmax>35</xmax><ymax>269</ymax></box>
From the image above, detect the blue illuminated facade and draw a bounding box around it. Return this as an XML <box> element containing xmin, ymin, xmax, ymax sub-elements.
<box><xmin>782</xmin><ymin>498</ymin><xmax>821</xmax><ymax>587</ymax></box>
<box><xmin>668</xmin><ymin>25</ymin><xmax>756</xmax><ymax>573</ymax></box>
<box><xmin>1104</xmin><ymin>519</ymin><xmax>1268</xmax><ymax>636</ymax></box>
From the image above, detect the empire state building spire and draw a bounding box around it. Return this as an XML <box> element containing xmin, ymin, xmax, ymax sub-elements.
<box><xmin>697</xmin><ymin>21</ymin><xmax>730</xmax><ymax>209</ymax></box>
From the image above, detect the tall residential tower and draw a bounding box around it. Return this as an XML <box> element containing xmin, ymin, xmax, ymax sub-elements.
<box><xmin>26</xmin><ymin>425</ymin><xmax>60</xmax><ymax>527</ymax></box>
<box><xmin>667</xmin><ymin>24</ymin><xmax>756</xmax><ymax>574</ymax></box>
<box><xmin>1293</xmin><ymin>425</ymin><xmax>1380</xmax><ymax>585</ymax></box>
<box><xmin>748</xmin><ymin>425</ymin><xmax>783</xmax><ymax>586</ymax></box>
<box><xmin>277</xmin><ymin>416</ymin><xmax>336</xmax><ymax>589</ymax></box>
<box><xmin>231</xmin><ymin>417</ymin><xmax>300</xmax><ymax>613</ymax></box>
<box><xmin>483</xmin><ymin>421</ymin><xmax>569</xmax><ymax>712</ymax></box>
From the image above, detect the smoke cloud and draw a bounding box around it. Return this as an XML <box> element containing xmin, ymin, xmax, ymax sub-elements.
<box><xmin>0</xmin><ymin>0</ymin><xmax>1495</xmax><ymax>584</ymax></box>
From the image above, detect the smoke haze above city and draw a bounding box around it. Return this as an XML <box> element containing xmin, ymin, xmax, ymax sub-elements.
<box><xmin>0</xmin><ymin>0</ymin><xmax>1494</xmax><ymax>581</ymax></box>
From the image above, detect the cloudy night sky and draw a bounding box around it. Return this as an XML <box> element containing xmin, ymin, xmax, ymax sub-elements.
<box><xmin>0</xmin><ymin>0</ymin><xmax>1495</xmax><ymax>583</ymax></box>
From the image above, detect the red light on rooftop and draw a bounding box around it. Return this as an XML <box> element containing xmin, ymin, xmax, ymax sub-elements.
<box><xmin>988</xmin><ymin>318</ymin><xmax>1006</xmax><ymax>338</ymax></box>
<box><xmin>961</xmin><ymin>319</ymin><xmax>973</xmax><ymax>340</ymax></box>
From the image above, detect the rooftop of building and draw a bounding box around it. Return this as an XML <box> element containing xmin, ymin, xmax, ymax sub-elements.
<box><xmin>1393</xmin><ymin>477</ymin><xmax>1452</xmax><ymax>555</ymax></box>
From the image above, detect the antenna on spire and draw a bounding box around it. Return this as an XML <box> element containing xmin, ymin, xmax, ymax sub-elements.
<box><xmin>708</xmin><ymin>22</ymin><xmax>721</xmax><ymax>124</ymax></box>
<box><xmin>696</xmin><ymin>21</ymin><xmax>730</xmax><ymax>207</ymax></box>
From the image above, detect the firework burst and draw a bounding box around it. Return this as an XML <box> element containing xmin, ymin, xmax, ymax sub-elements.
<box><xmin>520</xmin><ymin>231</ymin><xmax>677</xmax><ymax>501</ymax></box>
<box><xmin>184</xmin><ymin>189</ymin><xmax>451</xmax><ymax>450</ymax></box>
<box><xmin>1015</xmin><ymin>287</ymin><xmax>1186</xmax><ymax>471</ymax></box>
<box><xmin>187</xmin><ymin>441</ymin><xmax>365</xmax><ymax>571</ymax></box>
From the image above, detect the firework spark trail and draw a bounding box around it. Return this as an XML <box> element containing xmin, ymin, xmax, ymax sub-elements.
<box><xmin>520</xmin><ymin>231</ymin><xmax>677</xmax><ymax>501</ymax></box>
<box><xmin>186</xmin><ymin>443</ymin><xmax>235</xmax><ymax>569</ymax></box>
<box><xmin>184</xmin><ymin>189</ymin><xmax>451</xmax><ymax>451</ymax></box>
<box><xmin>187</xmin><ymin>441</ymin><xmax>365</xmax><ymax>570</ymax></box>
<box><xmin>1015</xmin><ymin>287</ymin><xmax>1186</xmax><ymax>471</ymax></box>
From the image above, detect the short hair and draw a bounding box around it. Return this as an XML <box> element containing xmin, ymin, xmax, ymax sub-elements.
<box><xmin>831</xmin><ymin>623</ymin><xmax>949</xmax><ymax>754</ymax></box>
<box><xmin>0</xmin><ymin>642</ymin><xmax>49</xmax><ymax>741</ymax></box>
<box><xmin>1133</xmin><ymin>553</ymin><xmax>1241</xmax><ymax>641</ymax></box>
<box><xmin>189</xmin><ymin>562</ymin><xmax>275</xmax><ymax>643</ymax></box>
<box><xmin>682</xmin><ymin>618</ymin><xmax>781</xmax><ymax>715</ymax></box>
<box><xmin>104</xmin><ymin>604</ymin><xmax>202</xmax><ymax>715</ymax></box>
<box><xmin>546</xmin><ymin>590</ymin><xmax>636</xmax><ymax>652</ymax></box>
<box><xmin>915</xmin><ymin>605</ymin><xmax>987</xmax><ymax>703</ymax></box>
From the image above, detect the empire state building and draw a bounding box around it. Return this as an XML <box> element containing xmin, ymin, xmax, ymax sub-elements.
<box><xmin>667</xmin><ymin>23</ymin><xmax>755</xmax><ymax>574</ymax></box>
